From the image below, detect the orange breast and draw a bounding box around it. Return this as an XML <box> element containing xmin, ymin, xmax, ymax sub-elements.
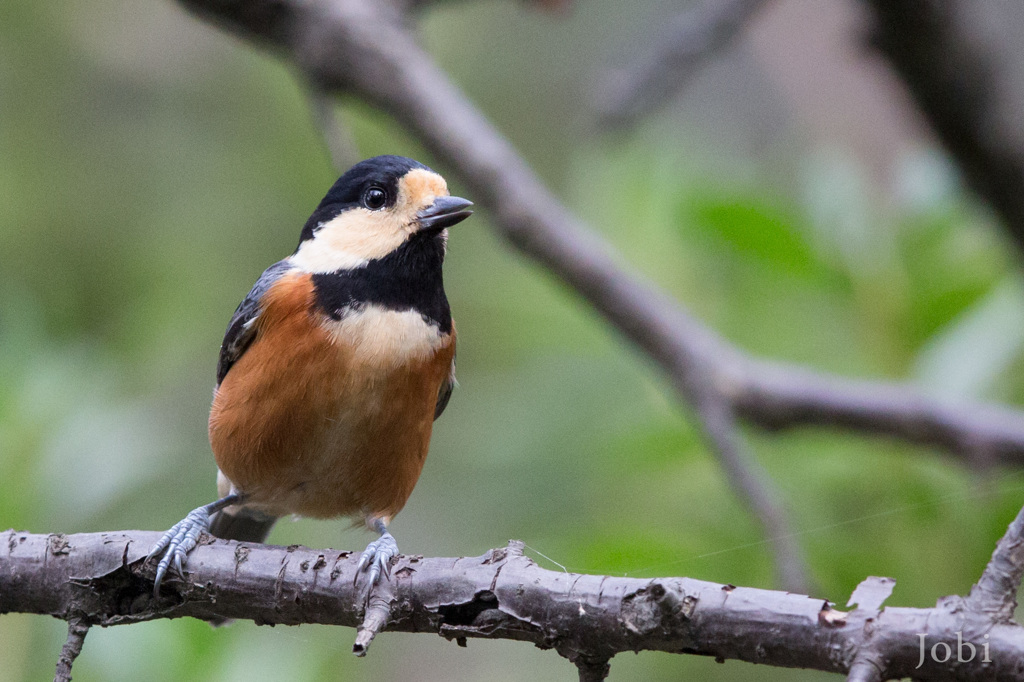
<box><xmin>209</xmin><ymin>272</ymin><xmax>455</xmax><ymax>521</ymax></box>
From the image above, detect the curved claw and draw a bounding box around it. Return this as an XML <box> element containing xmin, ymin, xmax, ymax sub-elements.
<box><xmin>149</xmin><ymin>506</ymin><xmax>212</xmax><ymax>596</ymax></box>
<box><xmin>354</xmin><ymin>532</ymin><xmax>399</xmax><ymax>587</ymax></box>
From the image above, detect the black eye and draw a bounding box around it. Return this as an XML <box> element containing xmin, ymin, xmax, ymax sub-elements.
<box><xmin>363</xmin><ymin>187</ymin><xmax>387</xmax><ymax>210</ymax></box>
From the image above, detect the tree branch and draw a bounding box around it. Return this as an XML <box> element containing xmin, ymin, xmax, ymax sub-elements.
<box><xmin>966</xmin><ymin>503</ymin><xmax>1024</xmax><ymax>621</ymax></box>
<box><xmin>352</xmin><ymin>572</ymin><xmax>394</xmax><ymax>656</ymax></box>
<box><xmin>53</xmin><ymin>617</ymin><xmax>89</xmax><ymax>682</ymax></box>
<box><xmin>305</xmin><ymin>85</ymin><xmax>360</xmax><ymax>173</ymax></box>
<box><xmin>4</xmin><ymin>529</ymin><xmax>1024</xmax><ymax>679</ymax></box>
<box><xmin>728</xmin><ymin>356</ymin><xmax>1024</xmax><ymax>467</ymax></box>
<box><xmin>595</xmin><ymin>0</ymin><xmax>772</xmax><ymax>130</ymax></box>
<box><xmin>574</xmin><ymin>657</ymin><xmax>611</xmax><ymax>682</ymax></box>
<box><xmin>865</xmin><ymin>0</ymin><xmax>1024</xmax><ymax>260</ymax></box>
<box><xmin>846</xmin><ymin>652</ymin><xmax>884</xmax><ymax>682</ymax></box>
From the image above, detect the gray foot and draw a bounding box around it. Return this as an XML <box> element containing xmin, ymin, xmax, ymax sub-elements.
<box><xmin>355</xmin><ymin>532</ymin><xmax>399</xmax><ymax>587</ymax></box>
<box><xmin>148</xmin><ymin>494</ymin><xmax>240</xmax><ymax>595</ymax></box>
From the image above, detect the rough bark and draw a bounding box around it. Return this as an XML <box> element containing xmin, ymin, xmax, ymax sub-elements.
<box><xmin>4</xmin><ymin>529</ymin><xmax>1024</xmax><ymax>680</ymax></box>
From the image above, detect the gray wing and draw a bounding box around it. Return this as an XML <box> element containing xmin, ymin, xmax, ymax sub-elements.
<box><xmin>434</xmin><ymin>353</ymin><xmax>456</xmax><ymax>420</ymax></box>
<box><xmin>216</xmin><ymin>259</ymin><xmax>294</xmax><ymax>386</ymax></box>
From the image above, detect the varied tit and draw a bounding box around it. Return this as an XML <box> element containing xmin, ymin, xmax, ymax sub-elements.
<box><xmin>149</xmin><ymin>155</ymin><xmax>472</xmax><ymax>593</ymax></box>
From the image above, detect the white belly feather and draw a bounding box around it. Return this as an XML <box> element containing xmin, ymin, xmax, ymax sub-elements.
<box><xmin>321</xmin><ymin>304</ymin><xmax>447</xmax><ymax>370</ymax></box>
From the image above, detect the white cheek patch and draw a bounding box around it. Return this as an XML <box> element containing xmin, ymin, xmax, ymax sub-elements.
<box><xmin>291</xmin><ymin>169</ymin><xmax>450</xmax><ymax>275</ymax></box>
<box><xmin>291</xmin><ymin>210</ymin><xmax>396</xmax><ymax>273</ymax></box>
<box><xmin>291</xmin><ymin>230</ymin><xmax>371</xmax><ymax>273</ymax></box>
<box><xmin>322</xmin><ymin>304</ymin><xmax>447</xmax><ymax>369</ymax></box>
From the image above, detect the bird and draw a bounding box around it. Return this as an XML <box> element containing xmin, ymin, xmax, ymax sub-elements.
<box><xmin>148</xmin><ymin>155</ymin><xmax>472</xmax><ymax>594</ymax></box>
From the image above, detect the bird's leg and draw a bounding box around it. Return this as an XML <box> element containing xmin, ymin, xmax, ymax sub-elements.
<box><xmin>355</xmin><ymin>517</ymin><xmax>399</xmax><ymax>587</ymax></box>
<box><xmin>148</xmin><ymin>493</ymin><xmax>244</xmax><ymax>595</ymax></box>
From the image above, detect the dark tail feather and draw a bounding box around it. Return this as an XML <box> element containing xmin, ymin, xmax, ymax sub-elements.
<box><xmin>209</xmin><ymin>507</ymin><xmax>277</xmax><ymax>543</ymax></box>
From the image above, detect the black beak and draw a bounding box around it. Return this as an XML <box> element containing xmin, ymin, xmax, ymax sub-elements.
<box><xmin>416</xmin><ymin>196</ymin><xmax>473</xmax><ymax>231</ymax></box>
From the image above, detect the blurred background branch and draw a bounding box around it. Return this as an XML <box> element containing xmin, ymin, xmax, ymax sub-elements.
<box><xmin>595</xmin><ymin>0</ymin><xmax>773</xmax><ymax>130</ymax></box>
<box><xmin>866</xmin><ymin>0</ymin><xmax>1024</xmax><ymax>260</ymax></box>
<box><xmin>304</xmin><ymin>86</ymin><xmax>360</xmax><ymax>172</ymax></box>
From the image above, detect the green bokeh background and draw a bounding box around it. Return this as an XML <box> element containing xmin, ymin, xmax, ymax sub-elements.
<box><xmin>3</xmin><ymin>1</ymin><xmax>1024</xmax><ymax>680</ymax></box>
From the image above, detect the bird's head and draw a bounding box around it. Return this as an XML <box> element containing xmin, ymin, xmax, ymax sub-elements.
<box><xmin>292</xmin><ymin>155</ymin><xmax>473</xmax><ymax>273</ymax></box>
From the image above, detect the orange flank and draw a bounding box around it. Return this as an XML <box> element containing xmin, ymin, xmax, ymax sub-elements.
<box><xmin>209</xmin><ymin>271</ymin><xmax>456</xmax><ymax>521</ymax></box>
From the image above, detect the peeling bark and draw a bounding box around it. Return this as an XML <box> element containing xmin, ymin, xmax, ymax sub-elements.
<box><xmin>4</xmin><ymin>530</ymin><xmax>1024</xmax><ymax>679</ymax></box>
